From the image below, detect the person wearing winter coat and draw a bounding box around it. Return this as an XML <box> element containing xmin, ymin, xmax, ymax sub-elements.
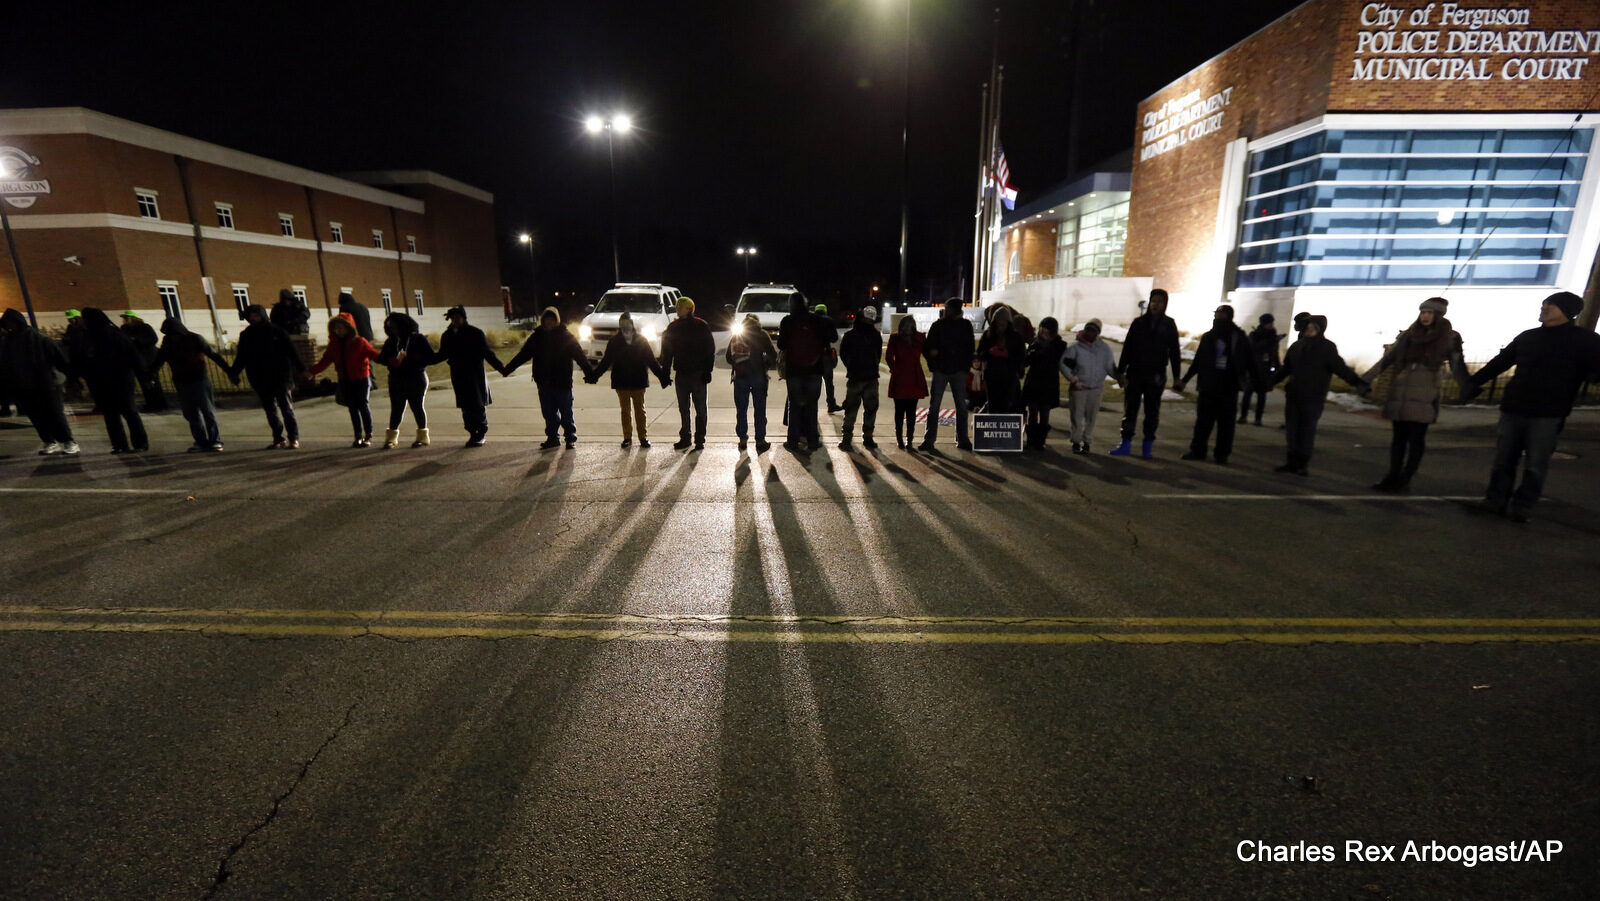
<box><xmin>75</xmin><ymin>307</ymin><xmax>149</xmax><ymax>454</ymax></box>
<box><xmin>1177</xmin><ymin>304</ymin><xmax>1263</xmax><ymax>465</ymax></box>
<box><xmin>1238</xmin><ymin>313</ymin><xmax>1282</xmax><ymax>425</ymax></box>
<box><xmin>337</xmin><ymin>292</ymin><xmax>375</xmax><ymax>343</ymax></box>
<box><xmin>1270</xmin><ymin>315</ymin><xmax>1366</xmax><ymax>476</ymax></box>
<box><xmin>229</xmin><ymin>304</ymin><xmax>305</xmax><ymax>449</ymax></box>
<box><xmin>270</xmin><ymin>288</ymin><xmax>310</xmax><ymax>335</ymax></box>
<box><xmin>659</xmin><ymin>297</ymin><xmax>717</xmax><ymax>451</ymax></box>
<box><xmin>976</xmin><ymin>305</ymin><xmax>1027</xmax><ymax>416</ymax></box>
<box><xmin>120</xmin><ymin>311</ymin><xmax>166</xmax><ymax>412</ymax></box>
<box><xmin>1020</xmin><ymin>317</ymin><xmax>1066</xmax><ymax>451</ymax></box>
<box><xmin>815</xmin><ymin>304</ymin><xmax>843</xmax><ymax>415</ymax></box>
<box><xmin>154</xmin><ymin>316</ymin><xmax>231</xmax><ymax>451</ymax></box>
<box><xmin>885</xmin><ymin>314</ymin><xmax>927</xmax><ymax>450</ymax></box>
<box><xmin>1059</xmin><ymin>318</ymin><xmax>1117</xmax><ymax>455</ymax></box>
<box><xmin>504</xmin><ymin>306</ymin><xmax>595</xmax><ymax>449</ymax></box>
<box><xmin>310</xmin><ymin>311</ymin><xmax>382</xmax><ymax>447</ymax></box>
<box><xmin>920</xmin><ymin>298</ymin><xmax>975</xmax><ymax>451</ymax></box>
<box><xmin>1464</xmin><ymin>291</ymin><xmax>1600</xmax><ymax>522</ymax></box>
<box><xmin>1111</xmin><ymin>288</ymin><xmax>1183</xmax><ymax>458</ymax></box>
<box><xmin>377</xmin><ymin>312</ymin><xmax>435</xmax><ymax>449</ymax></box>
<box><xmin>436</xmin><ymin>306</ymin><xmax>506</xmax><ymax>447</ymax></box>
<box><xmin>590</xmin><ymin>311</ymin><xmax>669</xmax><ymax>449</ymax></box>
<box><xmin>837</xmin><ymin>306</ymin><xmax>884</xmax><ymax>451</ymax></box>
<box><xmin>0</xmin><ymin>309</ymin><xmax>77</xmax><ymax>455</ymax></box>
<box><xmin>723</xmin><ymin>313</ymin><xmax>776</xmax><ymax>452</ymax></box>
<box><xmin>777</xmin><ymin>294</ymin><xmax>835</xmax><ymax>452</ymax></box>
<box><xmin>1361</xmin><ymin>297</ymin><xmax>1471</xmax><ymax>492</ymax></box>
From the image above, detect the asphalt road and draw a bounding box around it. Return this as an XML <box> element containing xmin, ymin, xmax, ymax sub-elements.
<box><xmin>1</xmin><ymin>371</ymin><xmax>1597</xmax><ymax>899</ymax></box>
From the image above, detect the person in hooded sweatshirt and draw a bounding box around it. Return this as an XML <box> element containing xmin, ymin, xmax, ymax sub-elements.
<box><xmin>723</xmin><ymin>312</ymin><xmax>777</xmax><ymax>452</ymax></box>
<box><xmin>1270</xmin><ymin>315</ymin><xmax>1366</xmax><ymax>476</ymax></box>
<box><xmin>504</xmin><ymin>306</ymin><xmax>595</xmax><ymax>449</ymax></box>
<box><xmin>270</xmin><ymin>288</ymin><xmax>311</xmax><ymax>335</ymax></box>
<box><xmin>1238</xmin><ymin>313</ymin><xmax>1282</xmax><ymax>426</ymax></box>
<box><xmin>435</xmin><ymin>306</ymin><xmax>506</xmax><ymax>447</ymax></box>
<box><xmin>310</xmin><ymin>311</ymin><xmax>382</xmax><ymax>447</ymax></box>
<box><xmin>1111</xmin><ymin>288</ymin><xmax>1183</xmax><ymax>459</ymax></box>
<box><xmin>337</xmin><ymin>292</ymin><xmax>377</xmax><ymax>389</ymax></box>
<box><xmin>377</xmin><ymin>312</ymin><xmax>435</xmax><ymax>449</ymax></box>
<box><xmin>0</xmin><ymin>309</ymin><xmax>78</xmax><ymax>455</ymax></box>
<box><xmin>659</xmin><ymin>296</ymin><xmax>717</xmax><ymax>451</ymax></box>
<box><xmin>777</xmin><ymin>294</ymin><xmax>834</xmax><ymax>453</ymax></box>
<box><xmin>120</xmin><ymin>310</ymin><xmax>165</xmax><ymax>412</ymax></box>
<box><xmin>837</xmin><ymin>305</ymin><xmax>884</xmax><ymax>451</ymax></box>
<box><xmin>1177</xmin><ymin>304</ymin><xmax>1263</xmax><ymax>465</ymax></box>
<box><xmin>1361</xmin><ymin>297</ymin><xmax>1470</xmax><ymax>492</ymax></box>
<box><xmin>976</xmin><ymin>305</ymin><xmax>1027</xmax><ymax>416</ymax></box>
<box><xmin>589</xmin><ymin>310</ymin><xmax>669</xmax><ymax>449</ymax></box>
<box><xmin>154</xmin><ymin>316</ymin><xmax>231</xmax><ymax>451</ymax></box>
<box><xmin>885</xmin><ymin>313</ymin><xmax>927</xmax><ymax>450</ymax></box>
<box><xmin>229</xmin><ymin>304</ymin><xmax>305</xmax><ymax>448</ymax></box>
<box><xmin>74</xmin><ymin>307</ymin><xmax>149</xmax><ymax>454</ymax></box>
<box><xmin>1021</xmin><ymin>316</ymin><xmax>1067</xmax><ymax>451</ymax></box>
<box><xmin>1463</xmin><ymin>291</ymin><xmax>1600</xmax><ymax>522</ymax></box>
<box><xmin>1059</xmin><ymin>318</ymin><xmax>1117</xmax><ymax>455</ymax></box>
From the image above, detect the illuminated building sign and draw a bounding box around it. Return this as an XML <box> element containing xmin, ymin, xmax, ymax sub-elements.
<box><xmin>1352</xmin><ymin>3</ymin><xmax>1598</xmax><ymax>82</ymax></box>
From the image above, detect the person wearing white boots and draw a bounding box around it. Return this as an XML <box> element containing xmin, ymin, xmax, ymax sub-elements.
<box><xmin>377</xmin><ymin>312</ymin><xmax>435</xmax><ymax>449</ymax></box>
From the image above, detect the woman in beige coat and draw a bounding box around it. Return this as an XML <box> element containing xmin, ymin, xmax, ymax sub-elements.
<box><xmin>1362</xmin><ymin>297</ymin><xmax>1471</xmax><ymax>491</ymax></box>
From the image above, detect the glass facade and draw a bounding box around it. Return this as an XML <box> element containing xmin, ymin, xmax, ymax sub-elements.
<box><xmin>1054</xmin><ymin>194</ymin><xmax>1129</xmax><ymax>278</ymax></box>
<box><xmin>1237</xmin><ymin>129</ymin><xmax>1591</xmax><ymax>288</ymax></box>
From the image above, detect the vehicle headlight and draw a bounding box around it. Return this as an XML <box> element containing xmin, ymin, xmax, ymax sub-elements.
<box><xmin>731</xmin><ymin>321</ymin><xmax>744</xmax><ymax>335</ymax></box>
<box><xmin>640</xmin><ymin>324</ymin><xmax>658</xmax><ymax>342</ymax></box>
<box><xmin>578</xmin><ymin>324</ymin><xmax>593</xmax><ymax>341</ymax></box>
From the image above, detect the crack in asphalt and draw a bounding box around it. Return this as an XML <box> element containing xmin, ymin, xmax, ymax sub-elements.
<box><xmin>202</xmin><ymin>701</ymin><xmax>358</xmax><ymax>899</ymax></box>
<box><xmin>1071</xmin><ymin>482</ymin><xmax>1141</xmax><ymax>553</ymax></box>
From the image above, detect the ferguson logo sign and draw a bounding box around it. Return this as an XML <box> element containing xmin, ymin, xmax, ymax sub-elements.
<box><xmin>1352</xmin><ymin>3</ymin><xmax>1598</xmax><ymax>82</ymax></box>
<box><xmin>1139</xmin><ymin>87</ymin><xmax>1234</xmax><ymax>162</ymax></box>
<box><xmin>0</xmin><ymin>147</ymin><xmax>50</xmax><ymax>209</ymax></box>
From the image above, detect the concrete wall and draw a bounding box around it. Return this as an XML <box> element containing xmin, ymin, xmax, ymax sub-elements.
<box><xmin>981</xmin><ymin>277</ymin><xmax>1155</xmax><ymax>331</ymax></box>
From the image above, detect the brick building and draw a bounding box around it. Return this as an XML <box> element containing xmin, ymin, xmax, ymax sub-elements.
<box><xmin>1125</xmin><ymin>0</ymin><xmax>1600</xmax><ymax>364</ymax></box>
<box><xmin>0</xmin><ymin>108</ymin><xmax>502</xmax><ymax>346</ymax></box>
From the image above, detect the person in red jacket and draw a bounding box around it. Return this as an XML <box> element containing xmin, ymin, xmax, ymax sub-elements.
<box><xmin>885</xmin><ymin>314</ymin><xmax>928</xmax><ymax>450</ymax></box>
<box><xmin>310</xmin><ymin>312</ymin><xmax>382</xmax><ymax>447</ymax></box>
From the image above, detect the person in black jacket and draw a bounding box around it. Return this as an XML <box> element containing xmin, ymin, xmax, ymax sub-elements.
<box><xmin>436</xmin><ymin>306</ymin><xmax>506</xmax><ymax>447</ymax></box>
<box><xmin>724</xmin><ymin>313</ymin><xmax>777</xmax><ymax>452</ymax></box>
<box><xmin>776</xmin><ymin>295</ymin><xmax>834</xmax><ymax>452</ymax></box>
<box><xmin>1238</xmin><ymin>313</ymin><xmax>1281</xmax><ymax>426</ymax></box>
<box><xmin>270</xmin><ymin>288</ymin><xmax>310</xmax><ymax>335</ymax></box>
<box><xmin>658</xmin><ymin>296</ymin><xmax>717</xmax><ymax>450</ymax></box>
<box><xmin>1177</xmin><ymin>305</ymin><xmax>1263</xmax><ymax>465</ymax></box>
<box><xmin>76</xmin><ymin>307</ymin><xmax>150</xmax><ymax>454</ymax></box>
<box><xmin>1111</xmin><ymin>288</ymin><xmax>1182</xmax><ymax>458</ymax></box>
<box><xmin>837</xmin><ymin>306</ymin><xmax>883</xmax><ymax>450</ymax></box>
<box><xmin>1021</xmin><ymin>317</ymin><xmax>1066</xmax><ymax>450</ymax></box>
<box><xmin>976</xmin><ymin>305</ymin><xmax>1027</xmax><ymax>416</ymax></box>
<box><xmin>377</xmin><ymin>312</ymin><xmax>435</xmax><ymax>449</ymax></box>
<box><xmin>1465</xmin><ymin>291</ymin><xmax>1600</xmax><ymax>522</ymax></box>
<box><xmin>120</xmin><ymin>311</ymin><xmax>166</xmax><ymax>412</ymax></box>
<box><xmin>0</xmin><ymin>308</ymin><xmax>78</xmax><ymax>455</ymax></box>
<box><xmin>504</xmin><ymin>305</ymin><xmax>594</xmax><ymax>449</ymax></box>
<box><xmin>229</xmin><ymin>304</ymin><xmax>305</xmax><ymax>448</ymax></box>
<box><xmin>1269</xmin><ymin>315</ymin><xmax>1365</xmax><ymax>475</ymax></box>
<box><xmin>154</xmin><ymin>317</ymin><xmax>231</xmax><ymax>452</ymax></box>
<box><xmin>919</xmin><ymin>297</ymin><xmax>976</xmax><ymax>451</ymax></box>
<box><xmin>588</xmin><ymin>311</ymin><xmax>668</xmax><ymax>449</ymax></box>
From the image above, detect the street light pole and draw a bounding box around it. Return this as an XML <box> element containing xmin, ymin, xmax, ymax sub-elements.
<box><xmin>897</xmin><ymin>0</ymin><xmax>911</xmax><ymax>314</ymax></box>
<box><xmin>587</xmin><ymin>113</ymin><xmax>632</xmax><ymax>285</ymax></box>
<box><xmin>518</xmin><ymin>232</ymin><xmax>537</xmax><ymax>310</ymax></box>
<box><xmin>736</xmin><ymin>246</ymin><xmax>756</xmax><ymax>280</ymax></box>
<box><xmin>0</xmin><ymin>160</ymin><xmax>39</xmax><ymax>327</ymax></box>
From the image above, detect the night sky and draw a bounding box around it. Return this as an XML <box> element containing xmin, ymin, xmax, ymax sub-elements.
<box><xmin>3</xmin><ymin>0</ymin><xmax>1304</xmax><ymax>316</ymax></box>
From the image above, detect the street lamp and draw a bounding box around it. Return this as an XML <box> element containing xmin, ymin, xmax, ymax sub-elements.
<box><xmin>735</xmin><ymin>246</ymin><xmax>757</xmax><ymax>280</ymax></box>
<box><xmin>0</xmin><ymin>154</ymin><xmax>38</xmax><ymax>327</ymax></box>
<box><xmin>585</xmin><ymin>113</ymin><xmax>633</xmax><ymax>284</ymax></box>
<box><xmin>518</xmin><ymin>232</ymin><xmax>537</xmax><ymax>312</ymax></box>
<box><xmin>896</xmin><ymin>0</ymin><xmax>911</xmax><ymax>316</ymax></box>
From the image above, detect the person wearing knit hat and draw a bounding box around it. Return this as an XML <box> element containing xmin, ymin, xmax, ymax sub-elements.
<box><xmin>836</xmin><ymin>305</ymin><xmax>884</xmax><ymax>450</ymax></box>
<box><xmin>1463</xmin><ymin>291</ymin><xmax>1600</xmax><ymax>522</ymax></box>
<box><xmin>1239</xmin><ymin>312</ymin><xmax>1283</xmax><ymax>426</ymax></box>
<box><xmin>120</xmin><ymin>308</ymin><xmax>166</xmax><ymax>412</ymax></box>
<box><xmin>503</xmin><ymin>306</ymin><xmax>595</xmax><ymax>448</ymax></box>
<box><xmin>1361</xmin><ymin>297</ymin><xmax>1471</xmax><ymax>492</ymax></box>
<box><xmin>659</xmin><ymin>296</ymin><xmax>716</xmax><ymax>450</ymax></box>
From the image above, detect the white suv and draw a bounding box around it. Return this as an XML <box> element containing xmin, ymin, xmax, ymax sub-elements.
<box><xmin>577</xmin><ymin>283</ymin><xmax>684</xmax><ymax>361</ymax></box>
<box><xmin>728</xmin><ymin>284</ymin><xmax>807</xmax><ymax>340</ymax></box>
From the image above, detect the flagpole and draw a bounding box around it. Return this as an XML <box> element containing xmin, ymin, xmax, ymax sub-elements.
<box><xmin>982</xmin><ymin>66</ymin><xmax>1004</xmax><ymax>304</ymax></box>
<box><xmin>970</xmin><ymin>81</ymin><xmax>990</xmax><ymax>307</ymax></box>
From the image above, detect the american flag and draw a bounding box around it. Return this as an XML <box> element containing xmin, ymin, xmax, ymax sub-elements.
<box><xmin>993</xmin><ymin>144</ymin><xmax>1018</xmax><ymax>210</ymax></box>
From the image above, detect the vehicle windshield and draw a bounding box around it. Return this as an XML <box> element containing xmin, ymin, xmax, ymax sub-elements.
<box><xmin>737</xmin><ymin>292</ymin><xmax>800</xmax><ymax>314</ymax></box>
<box><xmin>594</xmin><ymin>292</ymin><xmax>662</xmax><ymax>314</ymax></box>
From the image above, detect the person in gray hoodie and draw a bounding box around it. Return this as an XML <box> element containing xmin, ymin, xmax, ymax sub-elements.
<box><xmin>1059</xmin><ymin>319</ymin><xmax>1117</xmax><ymax>454</ymax></box>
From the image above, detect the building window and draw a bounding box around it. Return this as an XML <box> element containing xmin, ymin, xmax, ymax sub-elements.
<box><xmin>1072</xmin><ymin>198</ymin><xmax>1129</xmax><ymax>278</ymax></box>
<box><xmin>406</xmin><ymin>235</ymin><xmax>417</xmax><ymax>254</ymax></box>
<box><xmin>135</xmin><ymin>190</ymin><xmax>160</xmax><ymax>219</ymax></box>
<box><xmin>372</xmin><ymin>229</ymin><xmax>384</xmax><ymax>249</ymax></box>
<box><xmin>231</xmin><ymin>284</ymin><xmax>250</xmax><ymax>314</ymax></box>
<box><xmin>157</xmin><ymin>284</ymin><xmax>182</xmax><ymax>322</ymax></box>
<box><xmin>413</xmin><ymin>289</ymin><xmax>424</xmax><ymax>314</ymax></box>
<box><xmin>1237</xmin><ymin>128</ymin><xmax>1591</xmax><ymax>288</ymax></box>
<box><xmin>279</xmin><ymin>214</ymin><xmax>295</xmax><ymax>238</ymax></box>
<box><xmin>214</xmin><ymin>203</ymin><xmax>234</xmax><ymax>229</ymax></box>
<box><xmin>381</xmin><ymin>289</ymin><xmax>393</xmax><ymax>314</ymax></box>
<box><xmin>292</xmin><ymin>286</ymin><xmax>308</xmax><ymax>306</ymax></box>
<box><xmin>329</xmin><ymin>222</ymin><xmax>343</xmax><ymax>243</ymax></box>
<box><xmin>1008</xmin><ymin>251</ymin><xmax>1021</xmax><ymax>283</ymax></box>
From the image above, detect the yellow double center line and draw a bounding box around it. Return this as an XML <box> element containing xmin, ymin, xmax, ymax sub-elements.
<box><xmin>1</xmin><ymin>606</ymin><xmax>1597</xmax><ymax>645</ymax></box>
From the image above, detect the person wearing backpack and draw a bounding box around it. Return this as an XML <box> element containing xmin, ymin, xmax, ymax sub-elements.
<box><xmin>777</xmin><ymin>295</ymin><xmax>834</xmax><ymax>452</ymax></box>
<box><xmin>725</xmin><ymin>313</ymin><xmax>777</xmax><ymax>452</ymax></box>
<box><xmin>837</xmin><ymin>306</ymin><xmax>884</xmax><ymax>451</ymax></box>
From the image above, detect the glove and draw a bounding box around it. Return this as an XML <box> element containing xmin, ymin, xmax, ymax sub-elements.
<box><xmin>661</xmin><ymin>376</ymin><xmax>672</xmax><ymax>388</ymax></box>
<box><xmin>702</xmin><ymin>371</ymin><xmax>712</xmax><ymax>384</ymax></box>
<box><xmin>1459</xmin><ymin>383</ymin><xmax>1481</xmax><ymax>403</ymax></box>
